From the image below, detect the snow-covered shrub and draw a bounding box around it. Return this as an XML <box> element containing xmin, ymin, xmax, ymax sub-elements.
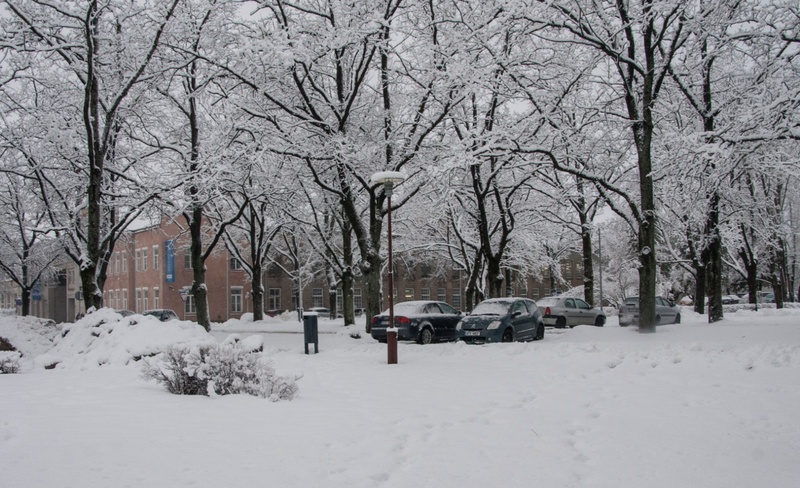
<box><xmin>141</xmin><ymin>343</ymin><xmax>299</xmax><ymax>401</ymax></box>
<box><xmin>1</xmin><ymin>351</ymin><xmax>21</xmax><ymax>374</ymax></box>
<box><xmin>0</xmin><ymin>335</ymin><xmax>15</xmax><ymax>352</ymax></box>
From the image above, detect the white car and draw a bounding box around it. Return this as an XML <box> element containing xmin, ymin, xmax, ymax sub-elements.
<box><xmin>537</xmin><ymin>296</ymin><xmax>606</xmax><ymax>328</ymax></box>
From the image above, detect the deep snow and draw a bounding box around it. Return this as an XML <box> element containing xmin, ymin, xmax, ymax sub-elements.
<box><xmin>1</xmin><ymin>307</ymin><xmax>799</xmax><ymax>488</ymax></box>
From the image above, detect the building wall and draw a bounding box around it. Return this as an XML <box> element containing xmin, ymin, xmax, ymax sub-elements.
<box><xmin>26</xmin><ymin>215</ymin><xmax>591</xmax><ymax>322</ymax></box>
<box><xmin>100</xmin><ymin>218</ymin><xmax>253</xmax><ymax>322</ymax></box>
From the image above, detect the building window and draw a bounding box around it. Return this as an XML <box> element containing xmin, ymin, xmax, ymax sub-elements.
<box><xmin>532</xmin><ymin>287</ymin><xmax>540</xmax><ymax>298</ymax></box>
<box><xmin>114</xmin><ymin>253</ymin><xmax>120</xmax><ymax>274</ymax></box>
<box><xmin>135</xmin><ymin>250</ymin><xmax>141</xmax><ymax>272</ymax></box>
<box><xmin>153</xmin><ymin>246</ymin><xmax>160</xmax><ymax>270</ymax></box>
<box><xmin>336</xmin><ymin>288</ymin><xmax>343</xmax><ymax>311</ymax></box>
<box><xmin>142</xmin><ymin>288</ymin><xmax>149</xmax><ymax>311</ymax></box>
<box><xmin>122</xmin><ymin>252</ymin><xmax>127</xmax><ymax>272</ymax></box>
<box><xmin>452</xmin><ymin>288</ymin><xmax>461</xmax><ymax>309</ymax></box>
<box><xmin>312</xmin><ymin>288</ymin><xmax>323</xmax><ymax>308</ymax></box>
<box><xmin>122</xmin><ymin>289</ymin><xmax>128</xmax><ymax>309</ymax></box>
<box><xmin>562</xmin><ymin>261</ymin><xmax>572</xmax><ymax>279</ymax></box>
<box><xmin>142</xmin><ymin>248</ymin><xmax>148</xmax><ymax>272</ymax></box>
<box><xmin>268</xmin><ymin>288</ymin><xmax>281</xmax><ymax>310</ymax></box>
<box><xmin>230</xmin><ymin>257</ymin><xmax>242</xmax><ymax>270</ymax></box>
<box><xmin>153</xmin><ymin>288</ymin><xmax>160</xmax><ymax>309</ymax></box>
<box><xmin>421</xmin><ymin>288</ymin><xmax>430</xmax><ymax>301</ymax></box>
<box><xmin>404</xmin><ymin>288</ymin><xmax>414</xmax><ymax>301</ymax></box>
<box><xmin>115</xmin><ymin>289</ymin><xmax>120</xmax><ymax>310</ymax></box>
<box><xmin>135</xmin><ymin>288</ymin><xmax>142</xmax><ymax>312</ymax></box>
<box><xmin>353</xmin><ymin>288</ymin><xmax>362</xmax><ymax>309</ymax></box>
<box><xmin>437</xmin><ymin>288</ymin><xmax>446</xmax><ymax>302</ymax></box>
<box><xmin>231</xmin><ymin>287</ymin><xmax>243</xmax><ymax>313</ymax></box>
<box><xmin>185</xmin><ymin>295</ymin><xmax>196</xmax><ymax>314</ymax></box>
<box><xmin>108</xmin><ymin>290</ymin><xmax>114</xmax><ymax>308</ymax></box>
<box><xmin>184</xmin><ymin>250</ymin><xmax>192</xmax><ymax>270</ymax></box>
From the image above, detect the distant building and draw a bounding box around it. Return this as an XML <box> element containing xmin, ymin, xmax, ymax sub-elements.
<box><xmin>13</xmin><ymin>215</ymin><xmax>589</xmax><ymax>322</ymax></box>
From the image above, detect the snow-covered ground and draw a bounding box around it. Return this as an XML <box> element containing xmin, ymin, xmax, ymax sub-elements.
<box><xmin>1</xmin><ymin>307</ymin><xmax>799</xmax><ymax>488</ymax></box>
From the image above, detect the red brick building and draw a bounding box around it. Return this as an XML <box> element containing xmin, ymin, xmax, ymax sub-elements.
<box><xmin>15</xmin><ymin>215</ymin><xmax>589</xmax><ymax>322</ymax></box>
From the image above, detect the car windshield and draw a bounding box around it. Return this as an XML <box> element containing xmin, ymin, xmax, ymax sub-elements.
<box><xmin>380</xmin><ymin>302</ymin><xmax>426</xmax><ymax>315</ymax></box>
<box><xmin>470</xmin><ymin>301</ymin><xmax>512</xmax><ymax>316</ymax></box>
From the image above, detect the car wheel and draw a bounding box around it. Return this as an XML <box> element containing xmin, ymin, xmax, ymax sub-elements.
<box><xmin>595</xmin><ymin>316</ymin><xmax>605</xmax><ymax>327</ymax></box>
<box><xmin>675</xmin><ymin>314</ymin><xmax>681</xmax><ymax>324</ymax></box>
<box><xmin>555</xmin><ymin>317</ymin><xmax>567</xmax><ymax>329</ymax></box>
<box><xmin>502</xmin><ymin>328</ymin><xmax>513</xmax><ymax>342</ymax></box>
<box><xmin>418</xmin><ymin>327</ymin><xmax>433</xmax><ymax>345</ymax></box>
<box><xmin>534</xmin><ymin>324</ymin><xmax>545</xmax><ymax>341</ymax></box>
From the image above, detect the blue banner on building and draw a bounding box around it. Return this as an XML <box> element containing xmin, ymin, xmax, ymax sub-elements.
<box><xmin>165</xmin><ymin>240</ymin><xmax>175</xmax><ymax>283</ymax></box>
<box><xmin>32</xmin><ymin>279</ymin><xmax>41</xmax><ymax>301</ymax></box>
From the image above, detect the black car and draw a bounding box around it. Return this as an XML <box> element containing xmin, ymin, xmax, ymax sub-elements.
<box><xmin>457</xmin><ymin>297</ymin><xmax>545</xmax><ymax>343</ymax></box>
<box><xmin>142</xmin><ymin>309</ymin><xmax>179</xmax><ymax>322</ymax></box>
<box><xmin>370</xmin><ymin>300</ymin><xmax>463</xmax><ymax>344</ymax></box>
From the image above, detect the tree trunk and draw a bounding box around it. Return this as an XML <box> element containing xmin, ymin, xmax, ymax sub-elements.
<box><xmin>251</xmin><ymin>261</ymin><xmax>264</xmax><ymax>322</ymax></box>
<box><xmin>341</xmin><ymin>220</ymin><xmax>355</xmax><ymax>326</ymax></box>
<box><xmin>580</xmin><ymin>221</ymin><xmax>595</xmax><ymax>306</ymax></box>
<box><xmin>486</xmin><ymin>255</ymin><xmax>504</xmax><ymax>298</ymax></box>
<box><xmin>705</xmin><ymin>214</ymin><xmax>724</xmax><ymax>323</ymax></box>
<box><xmin>190</xmin><ymin>206</ymin><xmax>210</xmax><ymax>331</ymax></box>
<box><xmin>363</xmin><ymin>252</ymin><xmax>383</xmax><ymax>333</ymax></box>
<box><xmin>20</xmin><ymin>287</ymin><xmax>31</xmax><ymax>317</ymax></box>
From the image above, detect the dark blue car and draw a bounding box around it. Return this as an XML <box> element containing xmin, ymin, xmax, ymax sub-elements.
<box><xmin>370</xmin><ymin>300</ymin><xmax>463</xmax><ymax>344</ymax></box>
<box><xmin>457</xmin><ymin>297</ymin><xmax>545</xmax><ymax>343</ymax></box>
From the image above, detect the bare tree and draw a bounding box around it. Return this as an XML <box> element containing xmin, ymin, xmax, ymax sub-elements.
<box><xmin>3</xmin><ymin>0</ymin><xmax>182</xmax><ymax>311</ymax></box>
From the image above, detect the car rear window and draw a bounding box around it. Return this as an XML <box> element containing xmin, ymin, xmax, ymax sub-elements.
<box><xmin>537</xmin><ymin>297</ymin><xmax>558</xmax><ymax>306</ymax></box>
<box><xmin>624</xmin><ymin>297</ymin><xmax>639</xmax><ymax>305</ymax></box>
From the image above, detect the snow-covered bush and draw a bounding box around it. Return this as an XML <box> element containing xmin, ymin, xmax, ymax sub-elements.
<box><xmin>1</xmin><ymin>351</ymin><xmax>21</xmax><ymax>374</ymax></box>
<box><xmin>141</xmin><ymin>343</ymin><xmax>299</xmax><ymax>401</ymax></box>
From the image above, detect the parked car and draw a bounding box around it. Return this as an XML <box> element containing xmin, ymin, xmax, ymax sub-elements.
<box><xmin>115</xmin><ymin>309</ymin><xmax>135</xmax><ymax>317</ymax></box>
<box><xmin>618</xmin><ymin>297</ymin><xmax>680</xmax><ymax>326</ymax></box>
<box><xmin>142</xmin><ymin>309</ymin><xmax>179</xmax><ymax>322</ymax></box>
<box><xmin>370</xmin><ymin>300</ymin><xmax>463</xmax><ymax>344</ymax></box>
<box><xmin>537</xmin><ymin>296</ymin><xmax>605</xmax><ymax>328</ymax></box>
<box><xmin>306</xmin><ymin>307</ymin><xmax>332</xmax><ymax>317</ymax></box>
<box><xmin>722</xmin><ymin>295</ymin><xmax>741</xmax><ymax>305</ymax></box>
<box><xmin>457</xmin><ymin>297</ymin><xmax>545</xmax><ymax>343</ymax></box>
<box><xmin>265</xmin><ymin>309</ymin><xmax>286</xmax><ymax>317</ymax></box>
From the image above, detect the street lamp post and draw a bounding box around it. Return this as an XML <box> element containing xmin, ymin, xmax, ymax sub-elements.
<box><xmin>371</xmin><ymin>171</ymin><xmax>407</xmax><ymax>365</ymax></box>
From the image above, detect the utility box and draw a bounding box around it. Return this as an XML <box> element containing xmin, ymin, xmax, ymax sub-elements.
<box><xmin>303</xmin><ymin>313</ymin><xmax>319</xmax><ymax>354</ymax></box>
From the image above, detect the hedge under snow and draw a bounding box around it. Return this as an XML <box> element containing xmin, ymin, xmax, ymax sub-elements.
<box><xmin>141</xmin><ymin>343</ymin><xmax>300</xmax><ymax>401</ymax></box>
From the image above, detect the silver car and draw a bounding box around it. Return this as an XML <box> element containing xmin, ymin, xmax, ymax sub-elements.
<box><xmin>537</xmin><ymin>296</ymin><xmax>606</xmax><ymax>328</ymax></box>
<box><xmin>618</xmin><ymin>297</ymin><xmax>681</xmax><ymax>326</ymax></box>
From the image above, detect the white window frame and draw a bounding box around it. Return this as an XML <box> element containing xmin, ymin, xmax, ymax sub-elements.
<box><xmin>185</xmin><ymin>295</ymin><xmax>196</xmax><ymax>314</ymax></box>
<box><xmin>231</xmin><ymin>287</ymin><xmax>243</xmax><ymax>313</ymax></box>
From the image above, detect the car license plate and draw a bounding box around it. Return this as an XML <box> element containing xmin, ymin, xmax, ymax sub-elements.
<box><xmin>466</xmin><ymin>330</ymin><xmax>481</xmax><ymax>336</ymax></box>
